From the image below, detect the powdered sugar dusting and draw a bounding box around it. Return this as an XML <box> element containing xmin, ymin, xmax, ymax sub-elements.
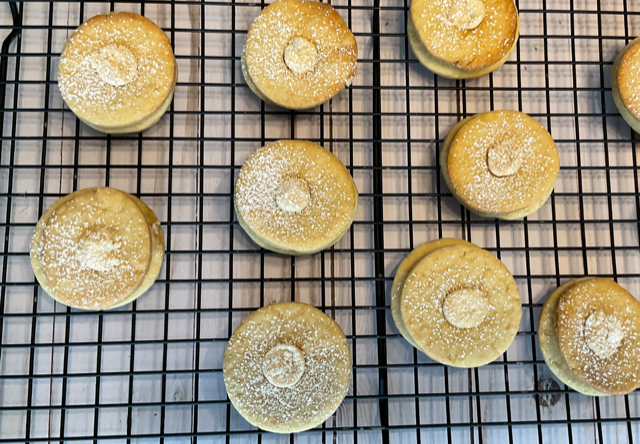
<box><xmin>91</xmin><ymin>44</ymin><xmax>138</xmax><ymax>87</ymax></box>
<box><xmin>584</xmin><ymin>310</ymin><xmax>624</xmax><ymax>359</ymax></box>
<box><xmin>32</xmin><ymin>188</ymin><xmax>151</xmax><ymax>309</ymax></box>
<box><xmin>235</xmin><ymin>140</ymin><xmax>357</xmax><ymax>252</ymax></box>
<box><xmin>412</xmin><ymin>0</ymin><xmax>518</xmax><ymax>70</ymax></box>
<box><xmin>275</xmin><ymin>177</ymin><xmax>311</xmax><ymax>213</ymax></box>
<box><xmin>443</xmin><ymin>288</ymin><xmax>489</xmax><ymax>329</ymax></box>
<box><xmin>400</xmin><ymin>244</ymin><xmax>521</xmax><ymax>366</ymax></box>
<box><xmin>76</xmin><ymin>228</ymin><xmax>123</xmax><ymax>273</ymax></box>
<box><xmin>223</xmin><ymin>303</ymin><xmax>351</xmax><ymax>432</ymax></box>
<box><xmin>448</xmin><ymin>0</ymin><xmax>486</xmax><ymax>31</ymax></box>
<box><xmin>243</xmin><ymin>0</ymin><xmax>357</xmax><ymax>109</ymax></box>
<box><xmin>447</xmin><ymin>110</ymin><xmax>559</xmax><ymax>216</ymax></box>
<box><xmin>283</xmin><ymin>37</ymin><xmax>318</xmax><ymax>75</ymax></box>
<box><xmin>555</xmin><ymin>279</ymin><xmax>640</xmax><ymax>393</ymax></box>
<box><xmin>58</xmin><ymin>12</ymin><xmax>176</xmax><ymax>128</ymax></box>
<box><xmin>487</xmin><ymin>136</ymin><xmax>522</xmax><ymax>177</ymax></box>
<box><xmin>262</xmin><ymin>344</ymin><xmax>306</xmax><ymax>388</ymax></box>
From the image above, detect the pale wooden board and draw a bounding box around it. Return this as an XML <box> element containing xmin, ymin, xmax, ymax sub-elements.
<box><xmin>1</xmin><ymin>0</ymin><xmax>640</xmax><ymax>443</ymax></box>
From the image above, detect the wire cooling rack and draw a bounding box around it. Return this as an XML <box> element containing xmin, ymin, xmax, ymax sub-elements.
<box><xmin>1</xmin><ymin>0</ymin><xmax>640</xmax><ymax>443</ymax></box>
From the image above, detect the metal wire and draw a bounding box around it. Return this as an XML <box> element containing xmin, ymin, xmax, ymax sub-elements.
<box><xmin>1</xmin><ymin>0</ymin><xmax>639</xmax><ymax>443</ymax></box>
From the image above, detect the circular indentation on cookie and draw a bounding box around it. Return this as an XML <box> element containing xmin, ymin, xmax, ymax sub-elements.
<box><xmin>448</xmin><ymin>0</ymin><xmax>486</xmax><ymax>31</ymax></box>
<box><xmin>284</xmin><ymin>37</ymin><xmax>318</xmax><ymax>75</ymax></box>
<box><xmin>77</xmin><ymin>226</ymin><xmax>123</xmax><ymax>273</ymax></box>
<box><xmin>275</xmin><ymin>177</ymin><xmax>311</xmax><ymax>213</ymax></box>
<box><xmin>584</xmin><ymin>310</ymin><xmax>625</xmax><ymax>359</ymax></box>
<box><xmin>443</xmin><ymin>288</ymin><xmax>489</xmax><ymax>329</ymax></box>
<box><xmin>487</xmin><ymin>137</ymin><xmax>523</xmax><ymax>177</ymax></box>
<box><xmin>262</xmin><ymin>344</ymin><xmax>305</xmax><ymax>388</ymax></box>
<box><xmin>92</xmin><ymin>44</ymin><xmax>138</xmax><ymax>87</ymax></box>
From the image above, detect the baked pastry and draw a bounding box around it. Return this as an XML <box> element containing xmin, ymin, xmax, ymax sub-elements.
<box><xmin>612</xmin><ymin>37</ymin><xmax>640</xmax><ymax>133</ymax></box>
<box><xmin>223</xmin><ymin>302</ymin><xmax>351</xmax><ymax>433</ymax></box>
<box><xmin>391</xmin><ymin>238</ymin><xmax>474</xmax><ymax>351</ymax></box>
<box><xmin>441</xmin><ymin>110</ymin><xmax>560</xmax><ymax>220</ymax></box>
<box><xmin>242</xmin><ymin>0</ymin><xmax>357</xmax><ymax>109</ymax></box>
<box><xmin>538</xmin><ymin>278</ymin><xmax>640</xmax><ymax>396</ymax></box>
<box><xmin>234</xmin><ymin>140</ymin><xmax>358</xmax><ymax>255</ymax></box>
<box><xmin>392</xmin><ymin>239</ymin><xmax>522</xmax><ymax>367</ymax></box>
<box><xmin>30</xmin><ymin>187</ymin><xmax>164</xmax><ymax>310</ymax></box>
<box><xmin>58</xmin><ymin>12</ymin><xmax>177</xmax><ymax>134</ymax></box>
<box><xmin>408</xmin><ymin>0</ymin><xmax>519</xmax><ymax>79</ymax></box>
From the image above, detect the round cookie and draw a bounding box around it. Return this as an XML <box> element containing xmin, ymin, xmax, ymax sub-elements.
<box><xmin>223</xmin><ymin>302</ymin><xmax>352</xmax><ymax>433</ymax></box>
<box><xmin>554</xmin><ymin>278</ymin><xmax>640</xmax><ymax>395</ymax></box>
<box><xmin>58</xmin><ymin>12</ymin><xmax>177</xmax><ymax>134</ymax></box>
<box><xmin>538</xmin><ymin>279</ymin><xmax>608</xmax><ymax>396</ymax></box>
<box><xmin>234</xmin><ymin>140</ymin><xmax>358</xmax><ymax>255</ymax></box>
<box><xmin>242</xmin><ymin>0</ymin><xmax>357</xmax><ymax>109</ymax></box>
<box><xmin>30</xmin><ymin>187</ymin><xmax>164</xmax><ymax>310</ymax></box>
<box><xmin>400</xmin><ymin>243</ymin><xmax>522</xmax><ymax>367</ymax></box>
<box><xmin>612</xmin><ymin>37</ymin><xmax>640</xmax><ymax>134</ymax></box>
<box><xmin>390</xmin><ymin>238</ymin><xmax>476</xmax><ymax>351</ymax></box>
<box><xmin>409</xmin><ymin>0</ymin><xmax>519</xmax><ymax>79</ymax></box>
<box><xmin>441</xmin><ymin>110</ymin><xmax>560</xmax><ymax>220</ymax></box>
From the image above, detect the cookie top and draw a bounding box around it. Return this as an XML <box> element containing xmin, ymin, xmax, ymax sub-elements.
<box><xmin>234</xmin><ymin>140</ymin><xmax>358</xmax><ymax>255</ymax></box>
<box><xmin>243</xmin><ymin>0</ymin><xmax>357</xmax><ymax>109</ymax></box>
<box><xmin>616</xmin><ymin>38</ymin><xmax>640</xmax><ymax>122</ymax></box>
<box><xmin>400</xmin><ymin>244</ymin><xmax>521</xmax><ymax>367</ymax></box>
<box><xmin>410</xmin><ymin>0</ymin><xmax>518</xmax><ymax>71</ymax></box>
<box><xmin>58</xmin><ymin>12</ymin><xmax>176</xmax><ymax>130</ymax></box>
<box><xmin>30</xmin><ymin>187</ymin><xmax>153</xmax><ymax>310</ymax></box>
<box><xmin>223</xmin><ymin>302</ymin><xmax>352</xmax><ymax>433</ymax></box>
<box><xmin>443</xmin><ymin>110</ymin><xmax>559</xmax><ymax>218</ymax></box>
<box><xmin>538</xmin><ymin>279</ymin><xmax>608</xmax><ymax>396</ymax></box>
<box><xmin>390</xmin><ymin>238</ymin><xmax>475</xmax><ymax>351</ymax></box>
<box><xmin>555</xmin><ymin>278</ymin><xmax>640</xmax><ymax>395</ymax></box>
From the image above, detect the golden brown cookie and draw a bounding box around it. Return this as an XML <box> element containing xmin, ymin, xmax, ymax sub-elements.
<box><xmin>612</xmin><ymin>37</ymin><xmax>640</xmax><ymax>133</ymax></box>
<box><xmin>409</xmin><ymin>0</ymin><xmax>519</xmax><ymax>79</ymax></box>
<box><xmin>234</xmin><ymin>140</ymin><xmax>358</xmax><ymax>255</ymax></box>
<box><xmin>538</xmin><ymin>279</ymin><xmax>608</xmax><ymax>396</ymax></box>
<box><xmin>58</xmin><ymin>12</ymin><xmax>177</xmax><ymax>134</ymax></box>
<box><xmin>441</xmin><ymin>110</ymin><xmax>560</xmax><ymax>220</ymax></box>
<box><xmin>397</xmin><ymin>241</ymin><xmax>522</xmax><ymax>367</ymax></box>
<box><xmin>549</xmin><ymin>278</ymin><xmax>640</xmax><ymax>395</ymax></box>
<box><xmin>223</xmin><ymin>302</ymin><xmax>352</xmax><ymax>433</ymax></box>
<box><xmin>390</xmin><ymin>238</ymin><xmax>476</xmax><ymax>351</ymax></box>
<box><xmin>242</xmin><ymin>0</ymin><xmax>357</xmax><ymax>109</ymax></box>
<box><xmin>30</xmin><ymin>187</ymin><xmax>164</xmax><ymax>310</ymax></box>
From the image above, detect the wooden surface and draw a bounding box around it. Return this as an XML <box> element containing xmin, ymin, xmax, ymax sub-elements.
<box><xmin>1</xmin><ymin>0</ymin><xmax>640</xmax><ymax>443</ymax></box>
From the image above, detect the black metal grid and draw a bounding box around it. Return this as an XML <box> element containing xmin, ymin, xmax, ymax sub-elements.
<box><xmin>1</xmin><ymin>0</ymin><xmax>640</xmax><ymax>443</ymax></box>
